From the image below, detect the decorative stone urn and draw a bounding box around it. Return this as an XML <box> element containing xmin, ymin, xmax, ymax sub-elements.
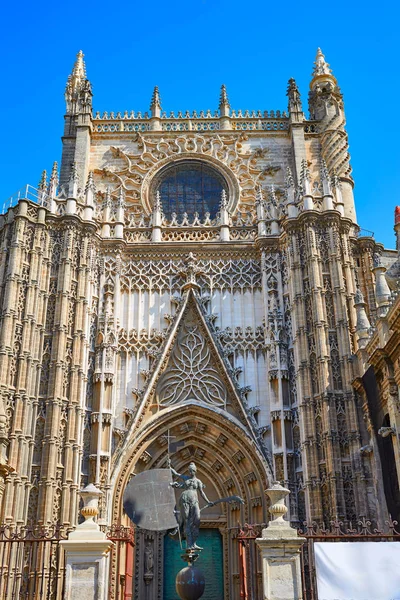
<box><xmin>60</xmin><ymin>484</ymin><xmax>114</xmax><ymax>600</ymax></box>
<box><xmin>256</xmin><ymin>482</ymin><xmax>306</xmax><ymax>600</ymax></box>
<box><xmin>79</xmin><ymin>483</ymin><xmax>103</xmax><ymax>529</ymax></box>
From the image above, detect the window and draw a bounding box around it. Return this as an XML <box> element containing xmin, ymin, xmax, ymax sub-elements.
<box><xmin>155</xmin><ymin>161</ymin><xmax>227</xmax><ymax>221</ymax></box>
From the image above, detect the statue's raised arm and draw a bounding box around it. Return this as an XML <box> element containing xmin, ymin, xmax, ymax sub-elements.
<box><xmin>168</xmin><ymin>459</ymin><xmax>189</xmax><ymax>481</ymax></box>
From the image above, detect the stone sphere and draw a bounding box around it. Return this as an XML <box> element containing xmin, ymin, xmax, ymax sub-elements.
<box><xmin>175</xmin><ymin>565</ymin><xmax>205</xmax><ymax>600</ymax></box>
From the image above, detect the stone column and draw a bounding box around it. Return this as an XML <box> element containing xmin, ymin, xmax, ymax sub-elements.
<box><xmin>256</xmin><ymin>482</ymin><xmax>306</xmax><ymax>600</ymax></box>
<box><xmin>61</xmin><ymin>484</ymin><xmax>114</xmax><ymax>600</ymax></box>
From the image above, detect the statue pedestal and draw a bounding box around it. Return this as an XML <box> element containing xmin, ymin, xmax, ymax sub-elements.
<box><xmin>60</xmin><ymin>484</ymin><xmax>114</xmax><ymax>600</ymax></box>
<box><xmin>256</xmin><ymin>483</ymin><xmax>306</xmax><ymax>600</ymax></box>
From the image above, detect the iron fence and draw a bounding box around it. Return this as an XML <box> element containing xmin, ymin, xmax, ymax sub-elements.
<box><xmin>299</xmin><ymin>518</ymin><xmax>400</xmax><ymax>600</ymax></box>
<box><xmin>0</xmin><ymin>524</ymin><xmax>69</xmax><ymax>600</ymax></box>
<box><xmin>102</xmin><ymin>524</ymin><xmax>135</xmax><ymax>600</ymax></box>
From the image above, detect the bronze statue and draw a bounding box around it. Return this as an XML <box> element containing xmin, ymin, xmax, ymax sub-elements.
<box><xmin>169</xmin><ymin>460</ymin><xmax>244</xmax><ymax>551</ymax></box>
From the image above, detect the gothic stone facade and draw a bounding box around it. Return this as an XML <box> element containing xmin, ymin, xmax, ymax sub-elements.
<box><xmin>0</xmin><ymin>49</ymin><xmax>397</xmax><ymax>599</ymax></box>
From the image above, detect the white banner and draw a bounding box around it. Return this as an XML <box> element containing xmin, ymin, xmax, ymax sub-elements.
<box><xmin>315</xmin><ymin>542</ymin><xmax>400</xmax><ymax>600</ymax></box>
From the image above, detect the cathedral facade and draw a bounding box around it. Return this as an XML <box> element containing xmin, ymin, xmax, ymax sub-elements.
<box><xmin>0</xmin><ymin>49</ymin><xmax>398</xmax><ymax>599</ymax></box>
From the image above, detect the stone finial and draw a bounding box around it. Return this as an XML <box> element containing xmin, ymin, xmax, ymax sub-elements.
<box><xmin>117</xmin><ymin>187</ymin><xmax>126</xmax><ymax>208</ymax></box>
<box><xmin>285</xmin><ymin>167</ymin><xmax>297</xmax><ymax>217</ymax></box>
<box><xmin>49</xmin><ymin>162</ymin><xmax>59</xmax><ymax>197</ymax></box>
<box><xmin>269</xmin><ymin>186</ymin><xmax>277</xmax><ymax>208</ymax></box>
<box><xmin>181</xmin><ymin>252</ymin><xmax>203</xmax><ymax>291</ymax></box>
<box><xmin>372</xmin><ymin>254</ymin><xmax>391</xmax><ymax>314</ymax></box>
<box><xmin>151</xmin><ymin>191</ymin><xmax>163</xmax><ymax>241</ymax></box>
<box><xmin>85</xmin><ymin>171</ymin><xmax>96</xmax><ymax>196</ymax></box>
<box><xmin>300</xmin><ymin>159</ymin><xmax>311</xmax><ymax>194</ymax></box>
<box><xmin>65</xmin><ymin>50</ymin><xmax>86</xmax><ymax>97</ymax></box>
<box><xmin>285</xmin><ymin>166</ymin><xmax>295</xmax><ymax>190</ymax></box>
<box><xmin>354</xmin><ymin>288</ymin><xmax>365</xmax><ymax>305</ymax></box>
<box><xmin>65</xmin><ymin>50</ymin><xmax>92</xmax><ymax>114</ymax></box>
<box><xmin>38</xmin><ymin>169</ymin><xmax>47</xmax><ymax>192</ymax></box>
<box><xmin>331</xmin><ymin>169</ymin><xmax>344</xmax><ymax>215</ymax></box>
<box><xmin>72</xmin><ymin>50</ymin><xmax>87</xmax><ymax>82</ymax></box>
<box><xmin>38</xmin><ymin>170</ymin><xmax>48</xmax><ymax>207</ymax></box>
<box><xmin>150</xmin><ymin>86</ymin><xmax>162</xmax><ymax>118</ymax></box>
<box><xmin>320</xmin><ymin>158</ymin><xmax>334</xmax><ymax>210</ymax></box>
<box><xmin>154</xmin><ymin>190</ymin><xmax>163</xmax><ymax>213</ymax></box>
<box><xmin>310</xmin><ymin>48</ymin><xmax>338</xmax><ymax>93</ymax></box>
<box><xmin>312</xmin><ymin>48</ymin><xmax>332</xmax><ymax>77</ymax></box>
<box><xmin>255</xmin><ymin>186</ymin><xmax>265</xmax><ymax>209</ymax></box>
<box><xmin>103</xmin><ymin>186</ymin><xmax>112</xmax><ymax>210</ymax></box>
<box><xmin>256</xmin><ymin>187</ymin><xmax>267</xmax><ymax>234</ymax></box>
<box><xmin>395</xmin><ymin>206</ymin><xmax>400</xmax><ymax>226</ymax></box>
<box><xmin>219</xmin><ymin>85</ymin><xmax>230</xmax><ymax>117</ymax></box>
<box><xmin>68</xmin><ymin>162</ymin><xmax>80</xmax><ymax>198</ymax></box>
<box><xmin>286</xmin><ymin>78</ymin><xmax>302</xmax><ymax>115</ymax></box>
<box><xmin>220</xmin><ymin>189</ymin><xmax>229</xmax><ymax>211</ymax></box>
<box><xmin>354</xmin><ymin>288</ymin><xmax>372</xmax><ymax>348</ymax></box>
<box><xmin>219</xmin><ymin>84</ymin><xmax>230</xmax><ymax>108</ymax></box>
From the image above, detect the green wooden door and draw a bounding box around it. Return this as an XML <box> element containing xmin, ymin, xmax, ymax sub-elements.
<box><xmin>164</xmin><ymin>529</ymin><xmax>224</xmax><ymax>600</ymax></box>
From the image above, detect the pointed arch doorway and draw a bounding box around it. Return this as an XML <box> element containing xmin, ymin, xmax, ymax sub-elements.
<box><xmin>111</xmin><ymin>403</ymin><xmax>271</xmax><ymax>600</ymax></box>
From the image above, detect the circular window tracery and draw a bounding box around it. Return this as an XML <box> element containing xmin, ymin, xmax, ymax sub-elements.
<box><xmin>153</xmin><ymin>161</ymin><xmax>228</xmax><ymax>221</ymax></box>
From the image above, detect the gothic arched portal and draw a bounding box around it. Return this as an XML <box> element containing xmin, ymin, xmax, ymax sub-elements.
<box><xmin>110</xmin><ymin>403</ymin><xmax>270</xmax><ymax>600</ymax></box>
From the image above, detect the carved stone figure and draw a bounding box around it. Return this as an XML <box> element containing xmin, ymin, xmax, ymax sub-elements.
<box><xmin>144</xmin><ymin>542</ymin><xmax>154</xmax><ymax>574</ymax></box>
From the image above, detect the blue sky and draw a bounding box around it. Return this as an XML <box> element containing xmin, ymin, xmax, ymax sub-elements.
<box><xmin>1</xmin><ymin>0</ymin><xmax>398</xmax><ymax>248</ymax></box>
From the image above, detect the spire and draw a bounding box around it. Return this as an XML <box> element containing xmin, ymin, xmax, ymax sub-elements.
<box><xmin>219</xmin><ymin>84</ymin><xmax>230</xmax><ymax>117</ymax></box>
<box><xmin>312</xmin><ymin>48</ymin><xmax>333</xmax><ymax>77</ymax></box>
<box><xmin>286</xmin><ymin>78</ymin><xmax>302</xmax><ymax>120</ymax></box>
<box><xmin>310</xmin><ymin>47</ymin><xmax>337</xmax><ymax>92</ymax></box>
<box><xmin>65</xmin><ymin>50</ymin><xmax>92</xmax><ymax>115</ymax></box>
<box><xmin>150</xmin><ymin>86</ymin><xmax>162</xmax><ymax>118</ymax></box>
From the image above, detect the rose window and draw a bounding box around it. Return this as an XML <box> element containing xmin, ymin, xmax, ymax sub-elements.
<box><xmin>154</xmin><ymin>161</ymin><xmax>227</xmax><ymax>221</ymax></box>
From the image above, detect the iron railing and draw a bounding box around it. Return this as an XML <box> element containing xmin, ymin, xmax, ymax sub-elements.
<box><xmin>0</xmin><ymin>524</ymin><xmax>69</xmax><ymax>600</ymax></box>
<box><xmin>357</xmin><ymin>227</ymin><xmax>375</xmax><ymax>238</ymax></box>
<box><xmin>2</xmin><ymin>185</ymin><xmax>47</xmax><ymax>215</ymax></box>
<box><xmin>299</xmin><ymin>518</ymin><xmax>400</xmax><ymax>600</ymax></box>
<box><xmin>101</xmin><ymin>524</ymin><xmax>135</xmax><ymax>600</ymax></box>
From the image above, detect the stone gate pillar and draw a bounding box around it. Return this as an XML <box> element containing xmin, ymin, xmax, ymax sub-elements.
<box><xmin>256</xmin><ymin>482</ymin><xmax>306</xmax><ymax>600</ymax></box>
<box><xmin>61</xmin><ymin>484</ymin><xmax>114</xmax><ymax>600</ymax></box>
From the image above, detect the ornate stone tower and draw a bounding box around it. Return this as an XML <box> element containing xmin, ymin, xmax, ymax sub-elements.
<box><xmin>0</xmin><ymin>49</ymin><xmax>394</xmax><ymax>599</ymax></box>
